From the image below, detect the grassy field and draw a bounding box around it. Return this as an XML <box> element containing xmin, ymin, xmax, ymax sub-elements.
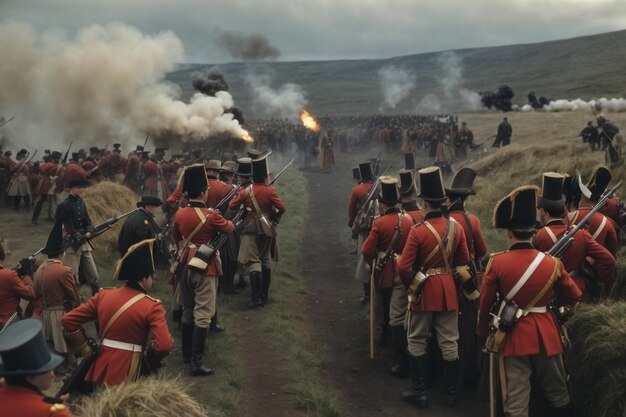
<box><xmin>166</xmin><ymin>29</ymin><xmax>626</xmax><ymax>116</ymax></box>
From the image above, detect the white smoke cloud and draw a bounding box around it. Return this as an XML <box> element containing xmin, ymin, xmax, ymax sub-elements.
<box><xmin>0</xmin><ymin>21</ymin><xmax>248</xmax><ymax>149</ymax></box>
<box><xmin>245</xmin><ymin>70</ymin><xmax>307</xmax><ymax>119</ymax></box>
<box><xmin>437</xmin><ymin>51</ymin><xmax>463</xmax><ymax>99</ymax></box>
<box><xmin>459</xmin><ymin>88</ymin><xmax>482</xmax><ymax>110</ymax></box>
<box><xmin>378</xmin><ymin>65</ymin><xmax>416</xmax><ymax>111</ymax></box>
<box><xmin>542</xmin><ymin>97</ymin><xmax>626</xmax><ymax>112</ymax></box>
<box><xmin>415</xmin><ymin>94</ymin><xmax>442</xmax><ymax>113</ymax></box>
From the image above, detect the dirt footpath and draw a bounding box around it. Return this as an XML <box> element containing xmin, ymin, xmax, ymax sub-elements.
<box><xmin>302</xmin><ymin>153</ymin><xmax>488</xmax><ymax>417</ymax></box>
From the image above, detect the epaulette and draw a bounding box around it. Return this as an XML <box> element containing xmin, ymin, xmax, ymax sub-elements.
<box><xmin>485</xmin><ymin>251</ymin><xmax>506</xmax><ymax>273</ymax></box>
<box><xmin>145</xmin><ymin>294</ymin><xmax>161</xmax><ymax>303</ymax></box>
<box><xmin>49</xmin><ymin>403</ymin><xmax>67</xmax><ymax>414</ymax></box>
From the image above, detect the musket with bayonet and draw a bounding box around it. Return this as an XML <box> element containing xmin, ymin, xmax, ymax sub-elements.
<box><xmin>350</xmin><ymin>162</ymin><xmax>391</xmax><ymax>237</ymax></box>
<box><xmin>0</xmin><ymin>116</ymin><xmax>15</xmax><ymax>129</ymax></box>
<box><xmin>269</xmin><ymin>158</ymin><xmax>294</xmax><ymax>185</ymax></box>
<box><xmin>62</xmin><ymin>208</ymin><xmax>140</xmax><ymax>250</ymax></box>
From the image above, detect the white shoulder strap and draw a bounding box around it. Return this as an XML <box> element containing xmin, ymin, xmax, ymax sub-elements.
<box><xmin>592</xmin><ymin>216</ymin><xmax>607</xmax><ymax>240</ymax></box>
<box><xmin>544</xmin><ymin>227</ymin><xmax>558</xmax><ymax>244</ymax></box>
<box><xmin>504</xmin><ymin>252</ymin><xmax>545</xmax><ymax>302</ymax></box>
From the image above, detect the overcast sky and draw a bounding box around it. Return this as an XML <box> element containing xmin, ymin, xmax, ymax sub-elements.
<box><xmin>3</xmin><ymin>0</ymin><xmax>626</xmax><ymax>63</ymax></box>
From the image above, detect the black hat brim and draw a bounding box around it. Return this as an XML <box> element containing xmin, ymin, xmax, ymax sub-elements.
<box><xmin>445</xmin><ymin>188</ymin><xmax>476</xmax><ymax>196</ymax></box>
<box><xmin>0</xmin><ymin>352</ymin><xmax>64</xmax><ymax>376</ymax></box>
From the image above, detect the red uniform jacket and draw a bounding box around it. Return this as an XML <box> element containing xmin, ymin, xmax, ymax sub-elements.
<box><xmin>566</xmin><ymin>207</ymin><xmax>620</xmax><ymax>255</ymax></box>
<box><xmin>534</xmin><ymin>219</ymin><xmax>615</xmax><ymax>293</ymax></box>
<box><xmin>33</xmin><ymin>162</ymin><xmax>58</xmax><ymax>195</ymax></box>
<box><xmin>477</xmin><ymin>243</ymin><xmax>582</xmax><ymax>356</ymax></box>
<box><xmin>205</xmin><ymin>178</ymin><xmax>231</xmax><ymax>208</ymax></box>
<box><xmin>448</xmin><ymin>204</ymin><xmax>488</xmax><ymax>259</ymax></box>
<box><xmin>397</xmin><ymin>212</ymin><xmax>470</xmax><ymax>312</ymax></box>
<box><xmin>0</xmin><ymin>385</ymin><xmax>73</xmax><ymax>417</ymax></box>
<box><xmin>62</xmin><ymin>162</ymin><xmax>88</xmax><ymax>187</ymax></box>
<box><xmin>402</xmin><ymin>203</ymin><xmax>424</xmax><ymax>224</ymax></box>
<box><xmin>348</xmin><ymin>181</ymin><xmax>374</xmax><ymax>227</ymax></box>
<box><xmin>174</xmin><ymin>202</ymin><xmax>234</xmax><ymax>276</ymax></box>
<box><xmin>10</xmin><ymin>159</ymin><xmax>32</xmax><ymax>175</ymax></box>
<box><xmin>599</xmin><ymin>197</ymin><xmax>621</xmax><ymax>227</ymax></box>
<box><xmin>34</xmin><ymin>260</ymin><xmax>79</xmax><ymax>310</ymax></box>
<box><xmin>361</xmin><ymin>208</ymin><xmax>415</xmax><ymax>288</ymax></box>
<box><xmin>229</xmin><ymin>183</ymin><xmax>286</xmax><ymax>221</ymax></box>
<box><xmin>0</xmin><ymin>267</ymin><xmax>36</xmax><ymax>327</ymax></box>
<box><xmin>143</xmin><ymin>159</ymin><xmax>169</xmax><ymax>198</ymax></box>
<box><xmin>61</xmin><ymin>286</ymin><xmax>173</xmax><ymax>386</ymax></box>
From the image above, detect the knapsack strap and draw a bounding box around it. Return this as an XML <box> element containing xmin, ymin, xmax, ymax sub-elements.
<box><xmin>504</xmin><ymin>252</ymin><xmax>545</xmax><ymax>302</ymax></box>
<box><xmin>101</xmin><ymin>293</ymin><xmax>146</xmax><ymax>340</ymax></box>
<box><xmin>423</xmin><ymin>219</ymin><xmax>457</xmax><ymax>272</ymax></box>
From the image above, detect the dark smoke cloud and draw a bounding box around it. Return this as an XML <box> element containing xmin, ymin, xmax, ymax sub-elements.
<box><xmin>527</xmin><ymin>91</ymin><xmax>551</xmax><ymax>109</ymax></box>
<box><xmin>480</xmin><ymin>84</ymin><xmax>515</xmax><ymax>112</ymax></box>
<box><xmin>215</xmin><ymin>30</ymin><xmax>280</xmax><ymax>61</ymax></box>
<box><xmin>192</xmin><ymin>69</ymin><xmax>230</xmax><ymax>96</ymax></box>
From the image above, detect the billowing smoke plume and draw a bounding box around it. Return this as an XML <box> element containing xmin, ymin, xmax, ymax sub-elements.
<box><xmin>216</xmin><ymin>30</ymin><xmax>280</xmax><ymax>61</ymax></box>
<box><xmin>480</xmin><ymin>85</ymin><xmax>515</xmax><ymax>112</ymax></box>
<box><xmin>437</xmin><ymin>52</ymin><xmax>463</xmax><ymax>99</ymax></box>
<box><xmin>192</xmin><ymin>69</ymin><xmax>230</xmax><ymax>96</ymax></box>
<box><xmin>525</xmin><ymin>97</ymin><xmax>626</xmax><ymax>113</ymax></box>
<box><xmin>378</xmin><ymin>65</ymin><xmax>416</xmax><ymax>111</ymax></box>
<box><xmin>245</xmin><ymin>69</ymin><xmax>307</xmax><ymax>119</ymax></box>
<box><xmin>415</xmin><ymin>94</ymin><xmax>442</xmax><ymax>113</ymax></box>
<box><xmin>0</xmin><ymin>22</ymin><xmax>249</xmax><ymax>149</ymax></box>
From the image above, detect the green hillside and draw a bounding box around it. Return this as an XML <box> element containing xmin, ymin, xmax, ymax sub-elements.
<box><xmin>166</xmin><ymin>29</ymin><xmax>626</xmax><ymax>117</ymax></box>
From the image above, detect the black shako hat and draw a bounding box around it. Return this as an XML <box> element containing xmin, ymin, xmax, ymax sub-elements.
<box><xmin>493</xmin><ymin>185</ymin><xmax>539</xmax><ymax>231</ymax></box>
<box><xmin>539</xmin><ymin>172</ymin><xmax>565</xmax><ymax>211</ymax></box>
<box><xmin>398</xmin><ymin>169</ymin><xmax>416</xmax><ymax>196</ymax></box>
<box><xmin>0</xmin><ymin>319</ymin><xmax>64</xmax><ymax>376</ymax></box>
<box><xmin>379</xmin><ymin>176</ymin><xmax>400</xmax><ymax>205</ymax></box>
<box><xmin>583</xmin><ymin>165</ymin><xmax>612</xmax><ymax>202</ymax></box>
<box><xmin>404</xmin><ymin>152</ymin><xmax>416</xmax><ymax>170</ymax></box>
<box><xmin>417</xmin><ymin>166</ymin><xmax>447</xmax><ymax>202</ymax></box>
<box><xmin>446</xmin><ymin>167</ymin><xmax>477</xmax><ymax>196</ymax></box>
<box><xmin>352</xmin><ymin>167</ymin><xmax>361</xmax><ymax>181</ymax></box>
<box><xmin>137</xmin><ymin>196</ymin><xmax>163</xmax><ymax>208</ymax></box>
<box><xmin>51</xmin><ymin>151</ymin><xmax>62</xmax><ymax>160</ymax></box>
<box><xmin>42</xmin><ymin>221</ymin><xmax>65</xmax><ymax>256</ymax></box>
<box><xmin>235</xmin><ymin>157</ymin><xmax>252</xmax><ymax>177</ymax></box>
<box><xmin>358</xmin><ymin>161</ymin><xmax>374</xmax><ymax>182</ymax></box>
<box><xmin>114</xmin><ymin>238</ymin><xmax>156</xmax><ymax>281</ymax></box>
<box><xmin>252</xmin><ymin>156</ymin><xmax>269</xmax><ymax>182</ymax></box>
<box><xmin>563</xmin><ymin>174</ymin><xmax>581</xmax><ymax>206</ymax></box>
<box><xmin>181</xmin><ymin>163</ymin><xmax>209</xmax><ymax>195</ymax></box>
<box><xmin>247</xmin><ymin>148</ymin><xmax>265</xmax><ymax>159</ymax></box>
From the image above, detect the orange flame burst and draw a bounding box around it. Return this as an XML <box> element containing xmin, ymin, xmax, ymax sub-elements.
<box><xmin>300</xmin><ymin>110</ymin><xmax>320</xmax><ymax>132</ymax></box>
<box><xmin>241</xmin><ymin>129</ymin><xmax>254</xmax><ymax>143</ymax></box>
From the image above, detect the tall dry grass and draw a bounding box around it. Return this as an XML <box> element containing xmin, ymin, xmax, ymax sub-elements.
<box><xmin>82</xmin><ymin>181</ymin><xmax>137</xmax><ymax>266</ymax></box>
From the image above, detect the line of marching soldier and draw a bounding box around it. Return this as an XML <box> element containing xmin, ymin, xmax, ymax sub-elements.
<box><xmin>348</xmin><ymin>153</ymin><xmax>620</xmax><ymax>417</ymax></box>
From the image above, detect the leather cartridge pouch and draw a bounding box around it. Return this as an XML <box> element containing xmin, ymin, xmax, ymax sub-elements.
<box><xmin>454</xmin><ymin>266</ymin><xmax>480</xmax><ymax>300</ymax></box>
<box><xmin>63</xmin><ymin>327</ymin><xmax>94</xmax><ymax>359</ymax></box>
<box><xmin>188</xmin><ymin>244</ymin><xmax>216</xmax><ymax>274</ymax></box>
<box><xmin>407</xmin><ymin>270</ymin><xmax>428</xmax><ymax>303</ymax></box>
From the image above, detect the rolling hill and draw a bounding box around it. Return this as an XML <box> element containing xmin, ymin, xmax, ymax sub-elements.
<box><xmin>166</xmin><ymin>29</ymin><xmax>626</xmax><ymax>117</ymax></box>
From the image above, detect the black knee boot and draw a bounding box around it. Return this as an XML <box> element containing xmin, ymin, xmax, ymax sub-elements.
<box><xmin>261</xmin><ymin>268</ymin><xmax>271</xmax><ymax>305</ymax></box>
<box><xmin>32</xmin><ymin>196</ymin><xmax>45</xmax><ymax>224</ymax></box>
<box><xmin>248</xmin><ymin>272</ymin><xmax>263</xmax><ymax>309</ymax></box>
<box><xmin>390</xmin><ymin>325</ymin><xmax>409</xmax><ymax>378</ymax></box>
<box><xmin>181</xmin><ymin>323</ymin><xmax>193</xmax><ymax>364</ymax></box>
<box><xmin>402</xmin><ymin>354</ymin><xmax>428</xmax><ymax>408</ymax></box>
<box><xmin>443</xmin><ymin>359</ymin><xmax>460</xmax><ymax>406</ymax></box>
<box><xmin>209</xmin><ymin>311</ymin><xmax>225</xmax><ymax>333</ymax></box>
<box><xmin>189</xmin><ymin>326</ymin><xmax>214</xmax><ymax>376</ymax></box>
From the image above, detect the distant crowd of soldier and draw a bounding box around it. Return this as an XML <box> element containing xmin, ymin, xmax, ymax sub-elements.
<box><xmin>348</xmin><ymin>152</ymin><xmax>622</xmax><ymax>417</ymax></box>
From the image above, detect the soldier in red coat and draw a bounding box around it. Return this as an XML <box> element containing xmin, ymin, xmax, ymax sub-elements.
<box><xmin>397</xmin><ymin>166</ymin><xmax>471</xmax><ymax>408</ymax></box>
<box><xmin>229</xmin><ymin>156</ymin><xmax>286</xmax><ymax>308</ymax></box>
<box><xmin>123</xmin><ymin>146</ymin><xmax>143</xmax><ymax>193</ymax></box>
<box><xmin>445</xmin><ymin>167</ymin><xmax>487</xmax><ymax>386</ymax></box>
<box><xmin>205</xmin><ymin>159</ymin><xmax>231</xmax><ymax>208</ymax></box>
<box><xmin>348</xmin><ymin>161</ymin><xmax>376</xmax><ymax>303</ymax></box>
<box><xmin>0</xmin><ymin>246</ymin><xmax>36</xmax><ymax>329</ymax></box>
<box><xmin>567</xmin><ymin>168</ymin><xmax>620</xmax><ymax>255</ymax></box>
<box><xmin>361</xmin><ymin>176</ymin><xmax>414</xmax><ymax>374</ymax></box>
<box><xmin>478</xmin><ymin>186</ymin><xmax>582</xmax><ymax>417</ymax></box>
<box><xmin>33</xmin><ymin>225</ymin><xmax>80</xmax><ymax>374</ymax></box>
<box><xmin>141</xmin><ymin>150</ymin><xmax>169</xmax><ymax>199</ymax></box>
<box><xmin>174</xmin><ymin>164</ymin><xmax>234</xmax><ymax>376</ymax></box>
<box><xmin>0</xmin><ymin>319</ymin><xmax>74</xmax><ymax>417</ymax></box>
<box><xmin>534</xmin><ymin>172</ymin><xmax>615</xmax><ymax>300</ymax></box>
<box><xmin>32</xmin><ymin>151</ymin><xmax>62</xmax><ymax>225</ymax></box>
<box><xmin>62</xmin><ymin>239</ymin><xmax>173</xmax><ymax>388</ymax></box>
<box><xmin>7</xmin><ymin>148</ymin><xmax>33</xmax><ymax>210</ymax></box>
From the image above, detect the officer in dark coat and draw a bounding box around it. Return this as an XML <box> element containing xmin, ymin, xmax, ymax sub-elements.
<box><xmin>492</xmin><ymin>117</ymin><xmax>513</xmax><ymax>148</ymax></box>
<box><xmin>117</xmin><ymin>196</ymin><xmax>162</xmax><ymax>256</ymax></box>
